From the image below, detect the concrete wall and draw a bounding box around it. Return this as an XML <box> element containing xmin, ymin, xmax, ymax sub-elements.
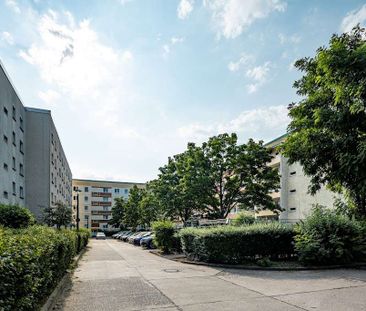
<box><xmin>0</xmin><ymin>63</ymin><xmax>26</xmax><ymax>206</ymax></box>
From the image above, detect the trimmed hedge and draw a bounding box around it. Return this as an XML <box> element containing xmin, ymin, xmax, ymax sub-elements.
<box><xmin>0</xmin><ymin>226</ymin><xmax>89</xmax><ymax>310</ymax></box>
<box><xmin>180</xmin><ymin>223</ymin><xmax>295</xmax><ymax>264</ymax></box>
<box><xmin>152</xmin><ymin>220</ymin><xmax>177</xmax><ymax>253</ymax></box>
<box><xmin>295</xmin><ymin>208</ymin><xmax>366</xmax><ymax>265</ymax></box>
<box><xmin>0</xmin><ymin>204</ymin><xmax>35</xmax><ymax>229</ymax></box>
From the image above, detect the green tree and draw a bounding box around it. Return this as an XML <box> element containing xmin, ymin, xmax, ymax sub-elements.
<box><xmin>110</xmin><ymin>197</ymin><xmax>126</xmax><ymax>229</ymax></box>
<box><xmin>43</xmin><ymin>202</ymin><xmax>72</xmax><ymax>229</ymax></box>
<box><xmin>139</xmin><ymin>186</ymin><xmax>164</xmax><ymax>228</ymax></box>
<box><xmin>202</xmin><ymin>134</ymin><xmax>280</xmax><ymax>218</ymax></box>
<box><xmin>0</xmin><ymin>204</ymin><xmax>35</xmax><ymax>228</ymax></box>
<box><xmin>124</xmin><ymin>185</ymin><xmax>143</xmax><ymax>230</ymax></box>
<box><xmin>280</xmin><ymin>26</ymin><xmax>366</xmax><ymax>219</ymax></box>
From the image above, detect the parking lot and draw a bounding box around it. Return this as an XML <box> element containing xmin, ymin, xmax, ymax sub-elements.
<box><xmin>54</xmin><ymin>239</ymin><xmax>366</xmax><ymax>311</ymax></box>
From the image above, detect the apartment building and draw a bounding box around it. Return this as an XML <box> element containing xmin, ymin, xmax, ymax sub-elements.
<box><xmin>25</xmin><ymin>108</ymin><xmax>72</xmax><ymax>220</ymax></box>
<box><xmin>263</xmin><ymin>134</ymin><xmax>339</xmax><ymax>223</ymax></box>
<box><xmin>0</xmin><ymin>60</ymin><xmax>72</xmax><ymax>220</ymax></box>
<box><xmin>72</xmin><ymin>179</ymin><xmax>145</xmax><ymax>232</ymax></box>
<box><xmin>0</xmin><ymin>62</ymin><xmax>26</xmax><ymax>206</ymax></box>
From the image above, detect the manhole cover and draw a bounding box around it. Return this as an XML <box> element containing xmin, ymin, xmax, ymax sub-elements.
<box><xmin>163</xmin><ymin>269</ymin><xmax>181</xmax><ymax>273</ymax></box>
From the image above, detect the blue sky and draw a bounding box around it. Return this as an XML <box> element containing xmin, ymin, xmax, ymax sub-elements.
<box><xmin>1</xmin><ymin>0</ymin><xmax>365</xmax><ymax>182</ymax></box>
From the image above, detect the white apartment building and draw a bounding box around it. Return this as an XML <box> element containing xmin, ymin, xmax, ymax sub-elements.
<box><xmin>72</xmin><ymin>179</ymin><xmax>145</xmax><ymax>232</ymax></box>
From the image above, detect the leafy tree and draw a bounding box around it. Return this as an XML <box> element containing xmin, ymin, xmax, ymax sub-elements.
<box><xmin>139</xmin><ymin>186</ymin><xmax>164</xmax><ymax>228</ymax></box>
<box><xmin>110</xmin><ymin>197</ymin><xmax>126</xmax><ymax>229</ymax></box>
<box><xmin>0</xmin><ymin>204</ymin><xmax>35</xmax><ymax>228</ymax></box>
<box><xmin>280</xmin><ymin>26</ymin><xmax>366</xmax><ymax>219</ymax></box>
<box><xmin>43</xmin><ymin>202</ymin><xmax>72</xmax><ymax>229</ymax></box>
<box><xmin>124</xmin><ymin>185</ymin><xmax>143</xmax><ymax>230</ymax></box>
<box><xmin>202</xmin><ymin>133</ymin><xmax>280</xmax><ymax>218</ymax></box>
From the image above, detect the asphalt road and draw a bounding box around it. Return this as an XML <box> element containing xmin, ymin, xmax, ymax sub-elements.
<box><xmin>54</xmin><ymin>239</ymin><xmax>366</xmax><ymax>311</ymax></box>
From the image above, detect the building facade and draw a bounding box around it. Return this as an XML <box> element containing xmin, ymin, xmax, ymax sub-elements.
<box><xmin>264</xmin><ymin>134</ymin><xmax>339</xmax><ymax>223</ymax></box>
<box><xmin>0</xmin><ymin>60</ymin><xmax>72</xmax><ymax>220</ymax></box>
<box><xmin>72</xmin><ymin>179</ymin><xmax>145</xmax><ymax>232</ymax></box>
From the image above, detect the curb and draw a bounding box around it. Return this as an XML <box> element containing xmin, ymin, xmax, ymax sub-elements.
<box><xmin>41</xmin><ymin>247</ymin><xmax>87</xmax><ymax>311</ymax></box>
<box><xmin>150</xmin><ymin>251</ymin><xmax>366</xmax><ymax>271</ymax></box>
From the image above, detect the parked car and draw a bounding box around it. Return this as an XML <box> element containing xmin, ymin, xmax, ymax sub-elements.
<box><xmin>127</xmin><ymin>232</ymin><xmax>144</xmax><ymax>244</ymax></box>
<box><xmin>140</xmin><ymin>235</ymin><xmax>155</xmax><ymax>249</ymax></box>
<box><xmin>133</xmin><ymin>232</ymin><xmax>151</xmax><ymax>246</ymax></box>
<box><xmin>96</xmin><ymin>232</ymin><xmax>106</xmax><ymax>240</ymax></box>
<box><xmin>120</xmin><ymin>231</ymin><xmax>133</xmax><ymax>241</ymax></box>
<box><xmin>113</xmin><ymin>231</ymin><xmax>128</xmax><ymax>239</ymax></box>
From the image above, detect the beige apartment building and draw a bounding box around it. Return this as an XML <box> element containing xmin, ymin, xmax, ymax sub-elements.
<box><xmin>72</xmin><ymin>179</ymin><xmax>145</xmax><ymax>232</ymax></box>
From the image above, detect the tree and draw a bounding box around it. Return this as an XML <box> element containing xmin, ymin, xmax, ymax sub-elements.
<box><xmin>124</xmin><ymin>185</ymin><xmax>143</xmax><ymax>230</ymax></box>
<box><xmin>139</xmin><ymin>186</ymin><xmax>164</xmax><ymax>228</ymax></box>
<box><xmin>202</xmin><ymin>134</ymin><xmax>280</xmax><ymax>218</ymax></box>
<box><xmin>280</xmin><ymin>26</ymin><xmax>366</xmax><ymax>219</ymax></box>
<box><xmin>110</xmin><ymin>197</ymin><xmax>126</xmax><ymax>229</ymax></box>
<box><xmin>43</xmin><ymin>202</ymin><xmax>72</xmax><ymax>229</ymax></box>
<box><xmin>0</xmin><ymin>204</ymin><xmax>35</xmax><ymax>228</ymax></box>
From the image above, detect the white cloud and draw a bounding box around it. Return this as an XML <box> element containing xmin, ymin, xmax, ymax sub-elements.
<box><xmin>1</xmin><ymin>31</ymin><xmax>14</xmax><ymax>45</ymax></box>
<box><xmin>5</xmin><ymin>0</ymin><xmax>21</xmax><ymax>13</ymax></box>
<box><xmin>178</xmin><ymin>105</ymin><xmax>289</xmax><ymax>143</ymax></box>
<box><xmin>340</xmin><ymin>4</ymin><xmax>366</xmax><ymax>33</ymax></box>
<box><xmin>246</xmin><ymin>61</ymin><xmax>271</xmax><ymax>93</ymax></box>
<box><xmin>203</xmin><ymin>0</ymin><xmax>286</xmax><ymax>39</ymax></box>
<box><xmin>177</xmin><ymin>0</ymin><xmax>194</xmax><ymax>20</ymax></box>
<box><xmin>278</xmin><ymin>33</ymin><xmax>301</xmax><ymax>44</ymax></box>
<box><xmin>171</xmin><ymin>36</ymin><xmax>184</xmax><ymax>44</ymax></box>
<box><xmin>162</xmin><ymin>36</ymin><xmax>184</xmax><ymax>56</ymax></box>
<box><xmin>38</xmin><ymin>89</ymin><xmax>60</xmax><ymax>105</ymax></box>
<box><xmin>228</xmin><ymin>53</ymin><xmax>253</xmax><ymax>72</ymax></box>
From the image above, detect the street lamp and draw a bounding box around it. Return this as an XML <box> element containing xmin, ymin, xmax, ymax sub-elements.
<box><xmin>74</xmin><ymin>187</ymin><xmax>82</xmax><ymax>231</ymax></box>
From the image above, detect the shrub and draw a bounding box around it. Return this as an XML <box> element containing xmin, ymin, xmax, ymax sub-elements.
<box><xmin>152</xmin><ymin>220</ymin><xmax>176</xmax><ymax>253</ymax></box>
<box><xmin>179</xmin><ymin>223</ymin><xmax>295</xmax><ymax>264</ymax></box>
<box><xmin>0</xmin><ymin>204</ymin><xmax>35</xmax><ymax>228</ymax></box>
<box><xmin>295</xmin><ymin>208</ymin><xmax>366</xmax><ymax>265</ymax></box>
<box><xmin>0</xmin><ymin>226</ymin><xmax>89</xmax><ymax>310</ymax></box>
<box><xmin>232</xmin><ymin>212</ymin><xmax>255</xmax><ymax>226</ymax></box>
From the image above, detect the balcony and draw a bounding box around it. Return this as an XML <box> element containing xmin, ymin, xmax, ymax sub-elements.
<box><xmin>91</xmin><ymin>201</ymin><xmax>112</xmax><ymax>207</ymax></box>
<box><xmin>92</xmin><ymin>192</ymin><xmax>112</xmax><ymax>198</ymax></box>
<box><xmin>268</xmin><ymin>153</ymin><xmax>280</xmax><ymax>168</ymax></box>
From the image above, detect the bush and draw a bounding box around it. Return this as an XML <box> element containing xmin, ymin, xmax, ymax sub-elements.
<box><xmin>179</xmin><ymin>223</ymin><xmax>295</xmax><ymax>264</ymax></box>
<box><xmin>295</xmin><ymin>208</ymin><xmax>366</xmax><ymax>265</ymax></box>
<box><xmin>232</xmin><ymin>212</ymin><xmax>255</xmax><ymax>226</ymax></box>
<box><xmin>0</xmin><ymin>204</ymin><xmax>35</xmax><ymax>228</ymax></box>
<box><xmin>0</xmin><ymin>226</ymin><xmax>89</xmax><ymax>310</ymax></box>
<box><xmin>152</xmin><ymin>220</ymin><xmax>176</xmax><ymax>253</ymax></box>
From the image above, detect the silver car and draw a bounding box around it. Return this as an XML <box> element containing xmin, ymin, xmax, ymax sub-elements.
<box><xmin>96</xmin><ymin>232</ymin><xmax>106</xmax><ymax>240</ymax></box>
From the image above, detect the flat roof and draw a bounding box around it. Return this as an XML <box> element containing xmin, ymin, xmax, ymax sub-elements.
<box><xmin>72</xmin><ymin>178</ymin><xmax>146</xmax><ymax>186</ymax></box>
<box><xmin>264</xmin><ymin>133</ymin><xmax>288</xmax><ymax>147</ymax></box>
<box><xmin>24</xmin><ymin>107</ymin><xmax>51</xmax><ymax>114</ymax></box>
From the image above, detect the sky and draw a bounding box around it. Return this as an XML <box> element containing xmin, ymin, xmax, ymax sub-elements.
<box><xmin>1</xmin><ymin>0</ymin><xmax>366</xmax><ymax>183</ymax></box>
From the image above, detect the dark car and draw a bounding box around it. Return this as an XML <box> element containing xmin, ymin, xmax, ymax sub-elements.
<box><xmin>133</xmin><ymin>232</ymin><xmax>151</xmax><ymax>245</ymax></box>
<box><xmin>127</xmin><ymin>232</ymin><xmax>144</xmax><ymax>244</ymax></box>
<box><xmin>120</xmin><ymin>231</ymin><xmax>134</xmax><ymax>241</ymax></box>
<box><xmin>140</xmin><ymin>235</ymin><xmax>155</xmax><ymax>249</ymax></box>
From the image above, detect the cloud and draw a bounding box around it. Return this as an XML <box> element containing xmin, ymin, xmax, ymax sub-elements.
<box><xmin>38</xmin><ymin>89</ymin><xmax>60</xmax><ymax>105</ymax></box>
<box><xmin>245</xmin><ymin>61</ymin><xmax>271</xmax><ymax>93</ymax></box>
<box><xmin>177</xmin><ymin>0</ymin><xmax>194</xmax><ymax>19</ymax></box>
<box><xmin>278</xmin><ymin>33</ymin><xmax>301</xmax><ymax>44</ymax></box>
<box><xmin>203</xmin><ymin>0</ymin><xmax>286</xmax><ymax>39</ymax></box>
<box><xmin>162</xmin><ymin>36</ymin><xmax>184</xmax><ymax>56</ymax></box>
<box><xmin>5</xmin><ymin>0</ymin><xmax>21</xmax><ymax>13</ymax></box>
<box><xmin>228</xmin><ymin>53</ymin><xmax>254</xmax><ymax>72</ymax></box>
<box><xmin>340</xmin><ymin>4</ymin><xmax>366</xmax><ymax>33</ymax></box>
<box><xmin>1</xmin><ymin>31</ymin><xmax>14</xmax><ymax>45</ymax></box>
<box><xmin>178</xmin><ymin>105</ymin><xmax>289</xmax><ymax>143</ymax></box>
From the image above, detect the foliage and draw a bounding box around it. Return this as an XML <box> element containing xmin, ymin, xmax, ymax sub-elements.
<box><xmin>0</xmin><ymin>204</ymin><xmax>34</xmax><ymax>228</ymax></box>
<box><xmin>110</xmin><ymin>197</ymin><xmax>126</xmax><ymax>229</ymax></box>
<box><xmin>152</xmin><ymin>220</ymin><xmax>176</xmax><ymax>253</ymax></box>
<box><xmin>138</xmin><ymin>187</ymin><xmax>164</xmax><ymax>228</ymax></box>
<box><xmin>232</xmin><ymin>212</ymin><xmax>255</xmax><ymax>226</ymax></box>
<box><xmin>43</xmin><ymin>202</ymin><xmax>72</xmax><ymax>229</ymax></box>
<box><xmin>202</xmin><ymin>134</ymin><xmax>280</xmax><ymax>218</ymax></box>
<box><xmin>280</xmin><ymin>26</ymin><xmax>366</xmax><ymax>219</ymax></box>
<box><xmin>0</xmin><ymin>225</ymin><xmax>89</xmax><ymax>310</ymax></box>
<box><xmin>179</xmin><ymin>223</ymin><xmax>295</xmax><ymax>264</ymax></box>
<box><xmin>295</xmin><ymin>207</ymin><xmax>366</xmax><ymax>265</ymax></box>
<box><xmin>124</xmin><ymin>186</ymin><xmax>143</xmax><ymax>230</ymax></box>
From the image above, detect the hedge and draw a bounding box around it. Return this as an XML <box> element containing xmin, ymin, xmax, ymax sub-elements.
<box><xmin>0</xmin><ymin>226</ymin><xmax>90</xmax><ymax>310</ymax></box>
<box><xmin>295</xmin><ymin>208</ymin><xmax>366</xmax><ymax>265</ymax></box>
<box><xmin>179</xmin><ymin>223</ymin><xmax>295</xmax><ymax>264</ymax></box>
<box><xmin>152</xmin><ymin>220</ymin><xmax>180</xmax><ymax>253</ymax></box>
<box><xmin>0</xmin><ymin>204</ymin><xmax>35</xmax><ymax>229</ymax></box>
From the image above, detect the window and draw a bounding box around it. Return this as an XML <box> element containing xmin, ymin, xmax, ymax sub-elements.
<box><xmin>51</xmin><ymin>133</ymin><xmax>54</xmax><ymax>145</ymax></box>
<box><xmin>84</xmin><ymin>187</ymin><xmax>89</xmax><ymax>192</ymax></box>
<box><xmin>3</xmin><ymin>191</ymin><xmax>8</xmax><ymax>199</ymax></box>
<box><xmin>103</xmin><ymin>197</ymin><xmax>108</xmax><ymax>202</ymax></box>
<box><xmin>12</xmin><ymin>132</ymin><xmax>16</xmax><ymax>146</ymax></box>
<box><xmin>73</xmin><ymin>195</ymin><xmax>77</xmax><ymax>200</ymax></box>
<box><xmin>124</xmin><ymin>189</ymin><xmax>128</xmax><ymax>194</ymax></box>
<box><xmin>19</xmin><ymin>140</ymin><xmax>24</xmax><ymax>154</ymax></box>
<box><xmin>84</xmin><ymin>196</ymin><xmax>88</xmax><ymax>201</ymax></box>
<box><xmin>20</xmin><ymin>117</ymin><xmax>23</xmax><ymax>131</ymax></box>
<box><xmin>3</xmin><ymin>163</ymin><xmax>8</xmax><ymax>170</ymax></box>
<box><xmin>84</xmin><ymin>215</ymin><xmax>89</xmax><ymax>220</ymax></box>
<box><xmin>19</xmin><ymin>163</ymin><xmax>24</xmax><ymax>176</ymax></box>
<box><xmin>115</xmin><ymin>188</ymin><xmax>120</xmax><ymax>193</ymax></box>
<box><xmin>103</xmin><ymin>224</ymin><xmax>108</xmax><ymax>229</ymax></box>
<box><xmin>103</xmin><ymin>215</ymin><xmax>108</xmax><ymax>220</ymax></box>
<box><xmin>51</xmin><ymin>173</ymin><xmax>54</xmax><ymax>184</ymax></box>
<box><xmin>103</xmin><ymin>206</ymin><xmax>108</xmax><ymax>211</ymax></box>
<box><xmin>19</xmin><ymin>186</ymin><xmax>24</xmax><ymax>199</ymax></box>
<box><xmin>103</xmin><ymin>187</ymin><xmax>108</xmax><ymax>193</ymax></box>
<box><xmin>3</xmin><ymin>135</ymin><xmax>8</xmax><ymax>143</ymax></box>
<box><xmin>12</xmin><ymin>182</ymin><xmax>16</xmax><ymax>195</ymax></box>
<box><xmin>3</xmin><ymin>107</ymin><xmax>8</xmax><ymax>115</ymax></box>
<box><xmin>84</xmin><ymin>206</ymin><xmax>88</xmax><ymax>211</ymax></box>
<box><xmin>290</xmin><ymin>189</ymin><xmax>296</xmax><ymax>193</ymax></box>
<box><xmin>12</xmin><ymin>157</ymin><xmax>16</xmax><ymax>171</ymax></box>
<box><xmin>289</xmin><ymin>207</ymin><xmax>297</xmax><ymax>212</ymax></box>
<box><xmin>290</xmin><ymin>171</ymin><xmax>296</xmax><ymax>176</ymax></box>
<box><xmin>12</xmin><ymin>106</ymin><xmax>16</xmax><ymax>120</ymax></box>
